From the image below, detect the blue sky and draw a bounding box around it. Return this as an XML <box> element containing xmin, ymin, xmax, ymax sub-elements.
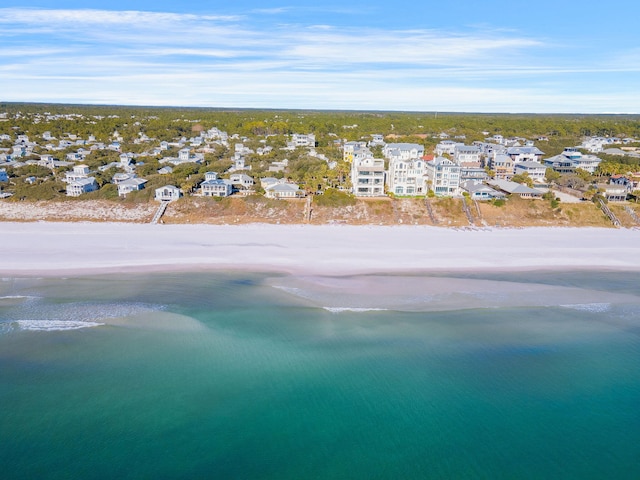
<box><xmin>1</xmin><ymin>1</ymin><xmax>639</xmax><ymax>113</ymax></box>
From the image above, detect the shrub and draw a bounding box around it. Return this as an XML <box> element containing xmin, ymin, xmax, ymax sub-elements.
<box><xmin>314</xmin><ymin>188</ymin><xmax>356</xmax><ymax>207</ymax></box>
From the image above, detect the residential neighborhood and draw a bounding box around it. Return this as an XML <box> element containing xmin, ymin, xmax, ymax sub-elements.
<box><xmin>1</xmin><ymin>105</ymin><xmax>640</xmax><ymax>227</ymax></box>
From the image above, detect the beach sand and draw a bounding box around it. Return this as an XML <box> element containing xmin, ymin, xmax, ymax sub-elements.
<box><xmin>1</xmin><ymin>222</ymin><xmax>639</xmax><ymax>277</ymax></box>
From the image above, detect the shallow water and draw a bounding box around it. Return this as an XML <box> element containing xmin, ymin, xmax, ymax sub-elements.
<box><xmin>1</xmin><ymin>271</ymin><xmax>639</xmax><ymax>479</ymax></box>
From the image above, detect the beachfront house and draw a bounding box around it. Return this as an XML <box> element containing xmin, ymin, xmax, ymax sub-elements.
<box><xmin>155</xmin><ymin>185</ymin><xmax>182</xmax><ymax>202</ymax></box>
<box><xmin>200</xmin><ymin>172</ymin><xmax>232</xmax><ymax>197</ymax></box>
<box><xmin>117</xmin><ymin>178</ymin><xmax>148</xmax><ymax>197</ymax></box>
<box><xmin>351</xmin><ymin>156</ymin><xmax>386</xmax><ymax>197</ymax></box>
<box><xmin>460</xmin><ymin>180</ymin><xmax>505</xmax><ymax>200</ymax></box>
<box><xmin>66</xmin><ymin>177</ymin><xmax>98</xmax><ymax>197</ymax></box>
<box><xmin>387</xmin><ymin>157</ymin><xmax>427</xmax><ymax>196</ymax></box>
<box><xmin>264</xmin><ymin>182</ymin><xmax>303</xmax><ymax>199</ymax></box>
<box><xmin>599</xmin><ymin>183</ymin><xmax>628</xmax><ymax>202</ymax></box>
<box><xmin>425</xmin><ymin>157</ymin><xmax>461</xmax><ymax>196</ymax></box>
<box><xmin>488</xmin><ymin>179</ymin><xmax>543</xmax><ymax>198</ymax></box>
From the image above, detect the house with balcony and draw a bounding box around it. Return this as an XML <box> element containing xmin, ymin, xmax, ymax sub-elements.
<box><xmin>200</xmin><ymin>172</ymin><xmax>232</xmax><ymax>197</ymax></box>
<box><xmin>425</xmin><ymin>157</ymin><xmax>461</xmax><ymax>196</ymax></box>
<box><xmin>544</xmin><ymin>148</ymin><xmax>602</xmax><ymax>174</ymax></box>
<box><xmin>117</xmin><ymin>178</ymin><xmax>148</xmax><ymax>197</ymax></box>
<box><xmin>514</xmin><ymin>161</ymin><xmax>547</xmax><ymax>183</ymax></box>
<box><xmin>66</xmin><ymin>177</ymin><xmax>98</xmax><ymax>197</ymax></box>
<box><xmin>489</xmin><ymin>154</ymin><xmax>515</xmax><ymax>180</ymax></box>
<box><xmin>506</xmin><ymin>146</ymin><xmax>544</xmax><ymax>163</ymax></box>
<box><xmin>454</xmin><ymin>145</ymin><xmax>481</xmax><ymax>167</ymax></box>
<box><xmin>351</xmin><ymin>156</ymin><xmax>386</xmax><ymax>197</ymax></box>
<box><xmin>460</xmin><ymin>180</ymin><xmax>505</xmax><ymax>201</ymax></box>
<box><xmin>64</xmin><ymin>164</ymin><xmax>91</xmax><ymax>183</ymax></box>
<box><xmin>387</xmin><ymin>157</ymin><xmax>427</xmax><ymax>196</ymax></box>
<box><xmin>383</xmin><ymin>143</ymin><xmax>425</xmax><ymax>162</ymax></box>
<box><xmin>155</xmin><ymin>185</ymin><xmax>182</xmax><ymax>202</ymax></box>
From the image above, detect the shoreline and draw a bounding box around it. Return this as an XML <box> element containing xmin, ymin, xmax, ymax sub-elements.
<box><xmin>2</xmin><ymin>221</ymin><xmax>640</xmax><ymax>277</ymax></box>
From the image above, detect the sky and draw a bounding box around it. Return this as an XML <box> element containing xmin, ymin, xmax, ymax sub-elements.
<box><xmin>1</xmin><ymin>1</ymin><xmax>639</xmax><ymax>113</ymax></box>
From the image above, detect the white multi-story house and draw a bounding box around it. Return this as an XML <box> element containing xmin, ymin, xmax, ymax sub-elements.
<box><xmin>369</xmin><ymin>134</ymin><xmax>385</xmax><ymax>147</ymax></box>
<box><xmin>66</xmin><ymin>177</ymin><xmax>98</xmax><ymax>196</ymax></box>
<box><xmin>290</xmin><ymin>133</ymin><xmax>316</xmax><ymax>148</ymax></box>
<box><xmin>351</xmin><ymin>156</ymin><xmax>385</xmax><ymax>197</ymax></box>
<box><xmin>229</xmin><ymin>173</ymin><xmax>255</xmax><ymax>193</ymax></box>
<box><xmin>544</xmin><ymin>148</ymin><xmax>602</xmax><ymax>174</ymax></box>
<box><xmin>425</xmin><ymin>157</ymin><xmax>461</xmax><ymax>196</ymax></box>
<box><xmin>506</xmin><ymin>146</ymin><xmax>544</xmax><ymax>163</ymax></box>
<box><xmin>387</xmin><ymin>157</ymin><xmax>427</xmax><ymax>196</ymax></box>
<box><xmin>383</xmin><ymin>143</ymin><xmax>425</xmax><ymax>161</ymax></box>
<box><xmin>435</xmin><ymin>141</ymin><xmax>463</xmax><ymax>156</ymax></box>
<box><xmin>514</xmin><ymin>161</ymin><xmax>547</xmax><ymax>183</ymax></box>
<box><xmin>454</xmin><ymin>145</ymin><xmax>481</xmax><ymax>166</ymax></box>
<box><xmin>200</xmin><ymin>172</ymin><xmax>232</xmax><ymax>197</ymax></box>
<box><xmin>343</xmin><ymin>141</ymin><xmax>368</xmax><ymax>162</ymax></box>
<box><xmin>64</xmin><ymin>164</ymin><xmax>90</xmax><ymax>183</ymax></box>
<box><xmin>489</xmin><ymin>154</ymin><xmax>515</xmax><ymax>180</ymax></box>
<box><xmin>117</xmin><ymin>178</ymin><xmax>147</xmax><ymax>197</ymax></box>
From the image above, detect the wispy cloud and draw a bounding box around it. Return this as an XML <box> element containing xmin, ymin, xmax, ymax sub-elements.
<box><xmin>0</xmin><ymin>7</ymin><xmax>638</xmax><ymax>112</ymax></box>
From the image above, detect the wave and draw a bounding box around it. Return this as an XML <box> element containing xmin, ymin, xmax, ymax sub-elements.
<box><xmin>323</xmin><ymin>307</ymin><xmax>389</xmax><ymax>313</ymax></box>
<box><xmin>13</xmin><ymin>320</ymin><xmax>105</xmax><ymax>332</ymax></box>
<box><xmin>560</xmin><ymin>303</ymin><xmax>611</xmax><ymax>313</ymax></box>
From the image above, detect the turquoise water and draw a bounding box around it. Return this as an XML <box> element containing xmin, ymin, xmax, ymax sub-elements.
<box><xmin>1</xmin><ymin>271</ymin><xmax>639</xmax><ymax>479</ymax></box>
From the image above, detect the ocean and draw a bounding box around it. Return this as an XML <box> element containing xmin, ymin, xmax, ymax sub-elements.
<box><xmin>1</xmin><ymin>270</ymin><xmax>639</xmax><ymax>479</ymax></box>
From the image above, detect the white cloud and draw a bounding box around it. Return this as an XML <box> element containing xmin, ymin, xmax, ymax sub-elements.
<box><xmin>0</xmin><ymin>8</ymin><xmax>241</xmax><ymax>25</ymax></box>
<box><xmin>1</xmin><ymin>7</ymin><xmax>638</xmax><ymax>112</ymax></box>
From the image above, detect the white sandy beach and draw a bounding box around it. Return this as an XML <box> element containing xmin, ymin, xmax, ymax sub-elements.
<box><xmin>1</xmin><ymin>222</ymin><xmax>639</xmax><ymax>276</ymax></box>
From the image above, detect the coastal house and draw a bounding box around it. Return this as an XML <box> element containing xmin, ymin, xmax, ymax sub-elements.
<box><xmin>514</xmin><ymin>161</ymin><xmax>547</xmax><ymax>183</ymax></box>
<box><xmin>264</xmin><ymin>182</ymin><xmax>303</xmax><ymax>199</ymax></box>
<box><xmin>64</xmin><ymin>165</ymin><xmax>91</xmax><ymax>183</ymax></box>
<box><xmin>599</xmin><ymin>183</ymin><xmax>627</xmax><ymax>202</ymax></box>
<box><xmin>425</xmin><ymin>157</ymin><xmax>461</xmax><ymax>196</ymax></box>
<box><xmin>351</xmin><ymin>156</ymin><xmax>386</xmax><ymax>197</ymax></box>
<box><xmin>460</xmin><ymin>181</ymin><xmax>505</xmax><ymax>200</ymax></box>
<box><xmin>66</xmin><ymin>177</ymin><xmax>98</xmax><ymax>197</ymax></box>
<box><xmin>544</xmin><ymin>148</ymin><xmax>602</xmax><ymax>174</ymax></box>
<box><xmin>506</xmin><ymin>146</ymin><xmax>544</xmax><ymax>163</ymax></box>
<box><xmin>488</xmin><ymin>179</ymin><xmax>543</xmax><ymax>198</ymax></box>
<box><xmin>155</xmin><ymin>185</ymin><xmax>182</xmax><ymax>202</ymax></box>
<box><xmin>117</xmin><ymin>178</ymin><xmax>147</xmax><ymax>197</ymax></box>
<box><xmin>343</xmin><ymin>141</ymin><xmax>368</xmax><ymax>163</ymax></box>
<box><xmin>383</xmin><ymin>143</ymin><xmax>425</xmax><ymax>162</ymax></box>
<box><xmin>158</xmin><ymin>166</ymin><xmax>173</xmax><ymax>175</ymax></box>
<box><xmin>201</xmin><ymin>172</ymin><xmax>232</xmax><ymax>197</ymax></box>
<box><xmin>289</xmin><ymin>133</ymin><xmax>316</xmax><ymax>148</ymax></box>
<box><xmin>229</xmin><ymin>173</ymin><xmax>255</xmax><ymax>193</ymax></box>
<box><xmin>490</xmin><ymin>154</ymin><xmax>515</xmax><ymax>180</ymax></box>
<box><xmin>460</xmin><ymin>166</ymin><xmax>488</xmax><ymax>183</ymax></box>
<box><xmin>435</xmin><ymin>141</ymin><xmax>462</xmax><ymax>156</ymax></box>
<box><xmin>453</xmin><ymin>145</ymin><xmax>481</xmax><ymax>167</ymax></box>
<box><xmin>387</xmin><ymin>157</ymin><xmax>427</xmax><ymax>196</ymax></box>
